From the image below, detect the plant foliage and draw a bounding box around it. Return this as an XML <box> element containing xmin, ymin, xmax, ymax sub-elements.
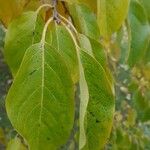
<box><xmin>0</xmin><ymin>0</ymin><xmax>150</xmax><ymax>150</ymax></box>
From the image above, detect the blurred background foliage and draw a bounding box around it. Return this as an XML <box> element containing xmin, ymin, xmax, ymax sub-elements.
<box><xmin>0</xmin><ymin>0</ymin><xmax>150</xmax><ymax>149</ymax></box>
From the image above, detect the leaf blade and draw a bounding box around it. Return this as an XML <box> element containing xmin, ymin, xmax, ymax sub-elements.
<box><xmin>4</xmin><ymin>11</ymin><xmax>44</xmax><ymax>76</ymax></box>
<box><xmin>127</xmin><ymin>1</ymin><xmax>150</xmax><ymax>66</ymax></box>
<box><xmin>97</xmin><ymin>0</ymin><xmax>130</xmax><ymax>37</ymax></box>
<box><xmin>6</xmin><ymin>43</ymin><xmax>75</xmax><ymax>149</ymax></box>
<box><xmin>69</xmin><ymin>3</ymin><xmax>100</xmax><ymax>40</ymax></box>
<box><xmin>79</xmin><ymin>49</ymin><xmax>115</xmax><ymax>150</ymax></box>
<box><xmin>50</xmin><ymin>24</ymin><xmax>79</xmax><ymax>83</ymax></box>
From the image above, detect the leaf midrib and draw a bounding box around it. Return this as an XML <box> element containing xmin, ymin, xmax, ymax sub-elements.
<box><xmin>37</xmin><ymin>44</ymin><xmax>45</xmax><ymax>147</ymax></box>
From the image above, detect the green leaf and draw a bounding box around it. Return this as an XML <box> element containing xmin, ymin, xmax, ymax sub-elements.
<box><xmin>97</xmin><ymin>0</ymin><xmax>130</xmax><ymax>37</ymax></box>
<box><xmin>50</xmin><ymin>24</ymin><xmax>79</xmax><ymax>83</ymax></box>
<box><xmin>78</xmin><ymin>34</ymin><xmax>93</xmax><ymax>56</ymax></box>
<box><xmin>133</xmin><ymin>90</ymin><xmax>150</xmax><ymax>122</ymax></box>
<box><xmin>7</xmin><ymin>137</ymin><xmax>27</xmax><ymax>150</ymax></box>
<box><xmin>127</xmin><ymin>1</ymin><xmax>150</xmax><ymax>67</ymax></box>
<box><xmin>69</xmin><ymin>3</ymin><xmax>100</xmax><ymax>40</ymax></box>
<box><xmin>4</xmin><ymin>11</ymin><xmax>44</xmax><ymax>76</ymax></box>
<box><xmin>6</xmin><ymin>43</ymin><xmax>74</xmax><ymax>149</ymax></box>
<box><xmin>79</xmin><ymin>34</ymin><xmax>113</xmax><ymax>85</ymax></box>
<box><xmin>79</xmin><ymin>49</ymin><xmax>115</xmax><ymax>150</ymax></box>
<box><xmin>144</xmin><ymin>42</ymin><xmax>150</xmax><ymax>63</ymax></box>
<box><xmin>139</xmin><ymin>0</ymin><xmax>150</xmax><ymax>21</ymax></box>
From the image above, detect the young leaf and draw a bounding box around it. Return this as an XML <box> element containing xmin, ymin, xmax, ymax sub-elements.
<box><xmin>127</xmin><ymin>1</ymin><xmax>150</xmax><ymax>67</ymax></box>
<box><xmin>69</xmin><ymin>3</ymin><xmax>100</xmax><ymax>40</ymax></box>
<box><xmin>80</xmin><ymin>49</ymin><xmax>115</xmax><ymax>150</ymax></box>
<box><xmin>4</xmin><ymin>11</ymin><xmax>44</xmax><ymax>76</ymax></box>
<box><xmin>6</xmin><ymin>43</ymin><xmax>74</xmax><ymax>149</ymax></box>
<box><xmin>50</xmin><ymin>24</ymin><xmax>79</xmax><ymax>83</ymax></box>
<box><xmin>97</xmin><ymin>0</ymin><xmax>130</xmax><ymax>37</ymax></box>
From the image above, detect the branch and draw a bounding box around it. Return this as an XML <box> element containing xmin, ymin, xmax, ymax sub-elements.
<box><xmin>52</xmin><ymin>0</ymin><xmax>61</xmax><ymax>23</ymax></box>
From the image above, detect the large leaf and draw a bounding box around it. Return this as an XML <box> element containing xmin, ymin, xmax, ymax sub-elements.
<box><xmin>6</xmin><ymin>43</ymin><xmax>74</xmax><ymax>149</ymax></box>
<box><xmin>4</xmin><ymin>11</ymin><xmax>44</xmax><ymax>76</ymax></box>
<box><xmin>79</xmin><ymin>49</ymin><xmax>115</xmax><ymax>150</ymax></box>
<box><xmin>97</xmin><ymin>0</ymin><xmax>130</xmax><ymax>37</ymax></box>
<box><xmin>50</xmin><ymin>24</ymin><xmax>79</xmax><ymax>83</ymax></box>
<box><xmin>69</xmin><ymin>3</ymin><xmax>100</xmax><ymax>40</ymax></box>
<box><xmin>127</xmin><ymin>1</ymin><xmax>150</xmax><ymax>67</ymax></box>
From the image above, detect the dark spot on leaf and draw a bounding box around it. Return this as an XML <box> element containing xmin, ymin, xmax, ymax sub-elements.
<box><xmin>29</xmin><ymin>70</ymin><xmax>37</xmax><ymax>75</ymax></box>
<box><xmin>89</xmin><ymin>111</ymin><xmax>95</xmax><ymax>117</ymax></box>
<box><xmin>47</xmin><ymin>137</ymin><xmax>50</xmax><ymax>141</ymax></box>
<box><xmin>96</xmin><ymin>119</ymin><xmax>100</xmax><ymax>123</ymax></box>
<box><xmin>60</xmin><ymin>145</ymin><xmax>65</xmax><ymax>150</ymax></box>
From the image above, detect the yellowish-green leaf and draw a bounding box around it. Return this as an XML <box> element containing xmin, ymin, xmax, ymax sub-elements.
<box><xmin>79</xmin><ymin>34</ymin><xmax>114</xmax><ymax>88</ymax></box>
<box><xmin>7</xmin><ymin>137</ymin><xmax>27</xmax><ymax>150</ymax></box>
<box><xmin>6</xmin><ymin>43</ymin><xmax>74</xmax><ymax>149</ymax></box>
<box><xmin>0</xmin><ymin>0</ymin><xmax>41</xmax><ymax>27</ymax></box>
<box><xmin>133</xmin><ymin>90</ymin><xmax>150</xmax><ymax>122</ymax></box>
<box><xmin>78</xmin><ymin>0</ymin><xmax>96</xmax><ymax>13</ymax></box>
<box><xmin>0</xmin><ymin>128</ymin><xmax>6</xmax><ymax>146</ymax></box>
<box><xmin>80</xmin><ymin>49</ymin><xmax>115</xmax><ymax>150</ymax></box>
<box><xmin>97</xmin><ymin>0</ymin><xmax>130</xmax><ymax>37</ymax></box>
<box><xmin>140</xmin><ymin>0</ymin><xmax>150</xmax><ymax>21</ymax></box>
<box><xmin>0</xmin><ymin>0</ymin><xmax>24</xmax><ymax>27</ymax></box>
<box><xmin>144</xmin><ymin>42</ymin><xmax>150</xmax><ymax>63</ymax></box>
<box><xmin>50</xmin><ymin>24</ymin><xmax>79</xmax><ymax>83</ymax></box>
<box><xmin>69</xmin><ymin>3</ymin><xmax>100</xmax><ymax>40</ymax></box>
<box><xmin>4</xmin><ymin>11</ymin><xmax>44</xmax><ymax>76</ymax></box>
